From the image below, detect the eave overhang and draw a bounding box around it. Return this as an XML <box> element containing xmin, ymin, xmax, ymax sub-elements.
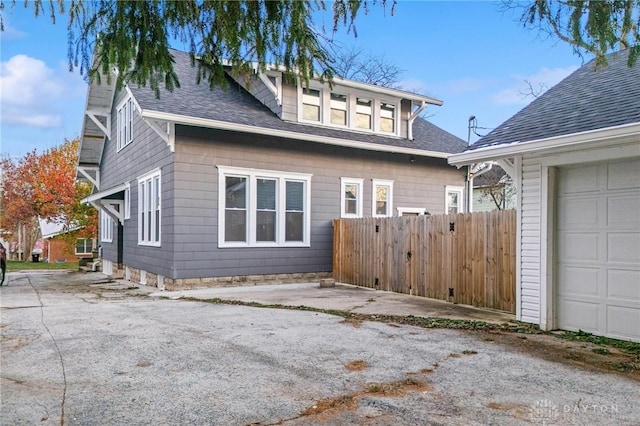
<box><xmin>141</xmin><ymin>109</ymin><xmax>452</xmax><ymax>160</ymax></box>
<box><xmin>448</xmin><ymin>122</ymin><xmax>640</xmax><ymax>166</ymax></box>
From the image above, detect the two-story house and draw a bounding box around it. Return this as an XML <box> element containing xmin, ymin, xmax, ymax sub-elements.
<box><xmin>77</xmin><ymin>49</ymin><xmax>468</xmax><ymax>290</ymax></box>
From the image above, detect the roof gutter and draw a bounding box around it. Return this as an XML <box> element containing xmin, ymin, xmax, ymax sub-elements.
<box><xmin>448</xmin><ymin>122</ymin><xmax>640</xmax><ymax>166</ymax></box>
<box><xmin>141</xmin><ymin>110</ymin><xmax>453</xmax><ymax>159</ymax></box>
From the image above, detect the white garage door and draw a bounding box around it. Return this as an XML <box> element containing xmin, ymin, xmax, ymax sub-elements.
<box><xmin>556</xmin><ymin>158</ymin><xmax>640</xmax><ymax>342</ymax></box>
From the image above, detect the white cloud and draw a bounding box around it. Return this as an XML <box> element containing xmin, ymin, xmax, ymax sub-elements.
<box><xmin>0</xmin><ymin>54</ymin><xmax>77</xmax><ymax>128</ymax></box>
<box><xmin>2</xmin><ymin>113</ymin><xmax>62</xmax><ymax>128</ymax></box>
<box><xmin>490</xmin><ymin>65</ymin><xmax>579</xmax><ymax>106</ymax></box>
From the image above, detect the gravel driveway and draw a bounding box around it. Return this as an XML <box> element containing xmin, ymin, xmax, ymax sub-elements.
<box><xmin>1</xmin><ymin>272</ymin><xmax>638</xmax><ymax>425</ymax></box>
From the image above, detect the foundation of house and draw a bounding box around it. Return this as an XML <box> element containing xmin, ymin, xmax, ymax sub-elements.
<box><xmin>102</xmin><ymin>260</ymin><xmax>331</xmax><ymax>291</ymax></box>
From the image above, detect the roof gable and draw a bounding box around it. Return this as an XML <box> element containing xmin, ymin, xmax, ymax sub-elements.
<box><xmin>470</xmin><ymin>49</ymin><xmax>640</xmax><ymax>151</ymax></box>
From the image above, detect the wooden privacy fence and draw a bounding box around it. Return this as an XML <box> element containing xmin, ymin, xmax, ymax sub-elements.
<box><xmin>333</xmin><ymin>210</ymin><xmax>516</xmax><ymax>313</ymax></box>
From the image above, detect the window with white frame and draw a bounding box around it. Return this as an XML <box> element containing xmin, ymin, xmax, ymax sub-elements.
<box><xmin>302</xmin><ymin>88</ymin><xmax>321</xmax><ymax>122</ymax></box>
<box><xmin>355</xmin><ymin>98</ymin><xmax>372</xmax><ymax>130</ymax></box>
<box><xmin>445</xmin><ymin>186</ymin><xmax>464</xmax><ymax>215</ymax></box>
<box><xmin>75</xmin><ymin>238</ymin><xmax>94</xmax><ymax>255</ymax></box>
<box><xmin>379</xmin><ymin>102</ymin><xmax>396</xmax><ymax>133</ymax></box>
<box><xmin>218</xmin><ymin>166</ymin><xmax>311</xmax><ymax>247</ymax></box>
<box><xmin>117</xmin><ymin>97</ymin><xmax>134</xmax><ymax>151</ymax></box>
<box><xmin>330</xmin><ymin>92</ymin><xmax>348</xmax><ymax>126</ymax></box>
<box><xmin>341</xmin><ymin>177</ymin><xmax>364</xmax><ymax>218</ymax></box>
<box><xmin>124</xmin><ymin>182</ymin><xmax>131</xmax><ymax>220</ymax></box>
<box><xmin>372</xmin><ymin>179</ymin><xmax>393</xmax><ymax>217</ymax></box>
<box><xmin>138</xmin><ymin>169</ymin><xmax>161</xmax><ymax>246</ymax></box>
<box><xmin>100</xmin><ymin>210</ymin><xmax>113</xmax><ymax>242</ymax></box>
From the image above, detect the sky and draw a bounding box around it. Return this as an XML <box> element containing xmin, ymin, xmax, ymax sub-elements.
<box><xmin>0</xmin><ymin>1</ymin><xmax>589</xmax><ymax>160</ymax></box>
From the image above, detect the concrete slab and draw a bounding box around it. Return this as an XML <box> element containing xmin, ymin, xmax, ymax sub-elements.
<box><xmin>148</xmin><ymin>282</ymin><xmax>515</xmax><ymax>324</ymax></box>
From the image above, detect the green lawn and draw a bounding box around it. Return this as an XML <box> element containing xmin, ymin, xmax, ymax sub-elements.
<box><xmin>6</xmin><ymin>260</ymin><xmax>78</xmax><ymax>271</ymax></box>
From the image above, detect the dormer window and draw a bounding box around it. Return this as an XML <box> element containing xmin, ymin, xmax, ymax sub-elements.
<box><xmin>330</xmin><ymin>93</ymin><xmax>348</xmax><ymax>126</ymax></box>
<box><xmin>302</xmin><ymin>88</ymin><xmax>321</xmax><ymax>122</ymax></box>
<box><xmin>297</xmin><ymin>83</ymin><xmax>404</xmax><ymax>137</ymax></box>
<box><xmin>380</xmin><ymin>102</ymin><xmax>396</xmax><ymax>133</ymax></box>
<box><xmin>356</xmin><ymin>98</ymin><xmax>372</xmax><ymax>130</ymax></box>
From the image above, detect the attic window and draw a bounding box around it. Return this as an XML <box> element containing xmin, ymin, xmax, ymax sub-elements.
<box><xmin>302</xmin><ymin>88</ymin><xmax>321</xmax><ymax>122</ymax></box>
<box><xmin>356</xmin><ymin>98</ymin><xmax>372</xmax><ymax>130</ymax></box>
<box><xmin>330</xmin><ymin>93</ymin><xmax>347</xmax><ymax>126</ymax></box>
<box><xmin>380</xmin><ymin>102</ymin><xmax>395</xmax><ymax>133</ymax></box>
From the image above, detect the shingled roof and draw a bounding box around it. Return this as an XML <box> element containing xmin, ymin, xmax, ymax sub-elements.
<box><xmin>128</xmin><ymin>50</ymin><xmax>467</xmax><ymax>156</ymax></box>
<box><xmin>469</xmin><ymin>49</ymin><xmax>640</xmax><ymax>151</ymax></box>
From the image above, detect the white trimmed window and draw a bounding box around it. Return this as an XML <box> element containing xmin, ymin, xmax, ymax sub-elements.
<box><xmin>302</xmin><ymin>88</ymin><xmax>321</xmax><ymax>122</ymax></box>
<box><xmin>117</xmin><ymin>97</ymin><xmax>134</xmax><ymax>151</ymax></box>
<box><xmin>372</xmin><ymin>179</ymin><xmax>393</xmax><ymax>217</ymax></box>
<box><xmin>341</xmin><ymin>177</ymin><xmax>364</xmax><ymax>218</ymax></box>
<box><xmin>100</xmin><ymin>210</ymin><xmax>113</xmax><ymax>242</ymax></box>
<box><xmin>75</xmin><ymin>238</ymin><xmax>94</xmax><ymax>255</ymax></box>
<box><xmin>445</xmin><ymin>186</ymin><xmax>465</xmax><ymax>215</ymax></box>
<box><xmin>218</xmin><ymin>166</ymin><xmax>312</xmax><ymax>248</ymax></box>
<box><xmin>124</xmin><ymin>182</ymin><xmax>131</xmax><ymax>220</ymax></box>
<box><xmin>379</xmin><ymin>102</ymin><xmax>396</xmax><ymax>133</ymax></box>
<box><xmin>355</xmin><ymin>98</ymin><xmax>372</xmax><ymax>130</ymax></box>
<box><xmin>330</xmin><ymin>92</ymin><xmax>348</xmax><ymax>126</ymax></box>
<box><xmin>138</xmin><ymin>169</ymin><xmax>161</xmax><ymax>246</ymax></box>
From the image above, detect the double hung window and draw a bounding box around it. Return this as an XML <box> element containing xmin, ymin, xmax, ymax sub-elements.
<box><xmin>446</xmin><ymin>186</ymin><xmax>464</xmax><ymax>215</ymax></box>
<box><xmin>372</xmin><ymin>180</ymin><xmax>393</xmax><ymax>217</ymax></box>
<box><xmin>330</xmin><ymin>93</ymin><xmax>348</xmax><ymax>126</ymax></box>
<box><xmin>302</xmin><ymin>88</ymin><xmax>321</xmax><ymax>122</ymax></box>
<box><xmin>117</xmin><ymin>97</ymin><xmax>134</xmax><ymax>150</ymax></box>
<box><xmin>138</xmin><ymin>169</ymin><xmax>161</xmax><ymax>246</ymax></box>
<box><xmin>340</xmin><ymin>178</ymin><xmax>364</xmax><ymax>218</ymax></box>
<box><xmin>100</xmin><ymin>210</ymin><xmax>113</xmax><ymax>242</ymax></box>
<box><xmin>379</xmin><ymin>102</ymin><xmax>396</xmax><ymax>133</ymax></box>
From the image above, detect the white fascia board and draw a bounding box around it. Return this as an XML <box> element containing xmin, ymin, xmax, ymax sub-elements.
<box><xmin>448</xmin><ymin>122</ymin><xmax>640</xmax><ymax>166</ymax></box>
<box><xmin>82</xmin><ymin>183</ymin><xmax>128</xmax><ymax>204</ymax></box>
<box><xmin>217</xmin><ymin>59</ymin><xmax>443</xmax><ymax>106</ymax></box>
<box><xmin>329</xmin><ymin>78</ymin><xmax>443</xmax><ymax>106</ymax></box>
<box><xmin>141</xmin><ymin>109</ymin><xmax>452</xmax><ymax>159</ymax></box>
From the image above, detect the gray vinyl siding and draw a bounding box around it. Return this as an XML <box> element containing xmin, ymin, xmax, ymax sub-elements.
<box><xmin>98</xmin><ymin>88</ymin><xmax>175</xmax><ymax>278</ymax></box>
<box><xmin>171</xmin><ymin>125</ymin><xmax>466</xmax><ymax>279</ymax></box>
<box><xmin>281</xmin><ymin>82</ymin><xmax>297</xmax><ymax>122</ymax></box>
<box><xmin>230</xmin><ymin>73</ymin><xmax>283</xmax><ymax>118</ymax></box>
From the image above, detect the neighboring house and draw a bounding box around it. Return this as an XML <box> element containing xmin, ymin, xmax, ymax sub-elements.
<box><xmin>38</xmin><ymin>218</ymin><xmax>95</xmax><ymax>263</ymax></box>
<box><xmin>471</xmin><ymin>165</ymin><xmax>515</xmax><ymax>212</ymax></box>
<box><xmin>449</xmin><ymin>50</ymin><xmax>640</xmax><ymax>342</ymax></box>
<box><xmin>77</xmin><ymin>49</ymin><xmax>468</xmax><ymax>290</ymax></box>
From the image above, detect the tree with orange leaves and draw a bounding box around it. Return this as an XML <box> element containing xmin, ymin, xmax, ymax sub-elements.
<box><xmin>0</xmin><ymin>138</ymin><xmax>97</xmax><ymax>260</ymax></box>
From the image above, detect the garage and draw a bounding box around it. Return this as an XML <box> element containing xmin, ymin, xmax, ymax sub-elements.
<box><xmin>556</xmin><ymin>158</ymin><xmax>640</xmax><ymax>342</ymax></box>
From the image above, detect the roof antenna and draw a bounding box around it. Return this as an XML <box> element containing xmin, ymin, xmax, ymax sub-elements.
<box><xmin>467</xmin><ymin>116</ymin><xmax>476</xmax><ymax>145</ymax></box>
